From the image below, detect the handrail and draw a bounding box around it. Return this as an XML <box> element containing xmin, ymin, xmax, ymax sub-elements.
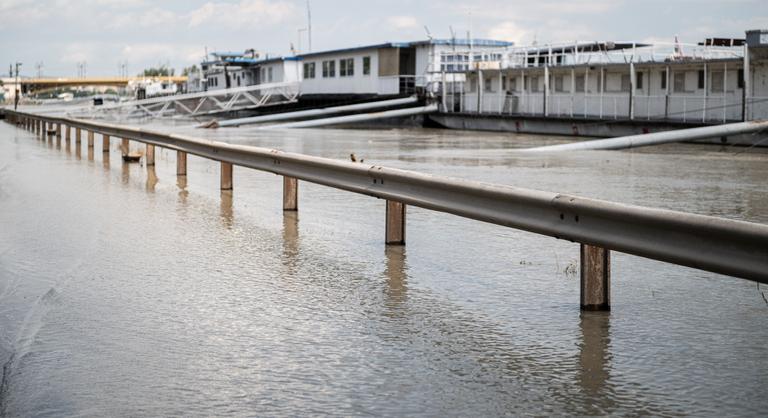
<box><xmin>5</xmin><ymin>109</ymin><xmax>768</xmax><ymax>284</ymax></box>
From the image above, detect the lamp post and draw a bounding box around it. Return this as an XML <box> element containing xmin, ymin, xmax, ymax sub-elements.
<box><xmin>14</xmin><ymin>62</ymin><xmax>22</xmax><ymax>110</ymax></box>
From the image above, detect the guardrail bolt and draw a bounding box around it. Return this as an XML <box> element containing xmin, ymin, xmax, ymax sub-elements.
<box><xmin>580</xmin><ymin>244</ymin><xmax>611</xmax><ymax>311</ymax></box>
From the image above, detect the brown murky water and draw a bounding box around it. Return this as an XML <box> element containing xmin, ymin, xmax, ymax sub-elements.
<box><xmin>1</xmin><ymin>116</ymin><xmax>767</xmax><ymax>416</ymax></box>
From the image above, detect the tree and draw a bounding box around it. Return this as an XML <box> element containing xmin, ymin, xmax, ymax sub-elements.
<box><xmin>141</xmin><ymin>65</ymin><xmax>175</xmax><ymax>77</ymax></box>
<box><xmin>182</xmin><ymin>65</ymin><xmax>199</xmax><ymax>76</ymax></box>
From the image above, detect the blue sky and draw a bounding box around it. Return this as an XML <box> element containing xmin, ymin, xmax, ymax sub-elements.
<box><xmin>1</xmin><ymin>0</ymin><xmax>766</xmax><ymax>77</ymax></box>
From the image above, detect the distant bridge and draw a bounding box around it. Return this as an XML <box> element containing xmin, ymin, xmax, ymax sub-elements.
<box><xmin>9</xmin><ymin>76</ymin><xmax>188</xmax><ymax>93</ymax></box>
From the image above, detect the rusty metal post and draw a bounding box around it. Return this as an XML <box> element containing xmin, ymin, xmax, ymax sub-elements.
<box><xmin>177</xmin><ymin>151</ymin><xmax>187</xmax><ymax>176</ymax></box>
<box><xmin>283</xmin><ymin>176</ymin><xmax>298</xmax><ymax>211</ymax></box>
<box><xmin>221</xmin><ymin>162</ymin><xmax>233</xmax><ymax>190</ymax></box>
<box><xmin>64</xmin><ymin>124</ymin><xmax>71</xmax><ymax>143</ymax></box>
<box><xmin>102</xmin><ymin>134</ymin><xmax>110</xmax><ymax>153</ymax></box>
<box><xmin>385</xmin><ymin>200</ymin><xmax>406</xmax><ymax>245</ymax></box>
<box><xmin>87</xmin><ymin>130</ymin><xmax>94</xmax><ymax>148</ymax></box>
<box><xmin>580</xmin><ymin>244</ymin><xmax>611</xmax><ymax>311</ymax></box>
<box><xmin>121</xmin><ymin>138</ymin><xmax>129</xmax><ymax>156</ymax></box>
<box><xmin>75</xmin><ymin>128</ymin><xmax>82</xmax><ymax>144</ymax></box>
<box><xmin>56</xmin><ymin>123</ymin><xmax>62</xmax><ymax>140</ymax></box>
<box><xmin>146</xmin><ymin>144</ymin><xmax>155</xmax><ymax>166</ymax></box>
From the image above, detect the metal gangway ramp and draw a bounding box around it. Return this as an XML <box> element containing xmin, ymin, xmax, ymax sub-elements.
<box><xmin>35</xmin><ymin>82</ymin><xmax>300</xmax><ymax>119</ymax></box>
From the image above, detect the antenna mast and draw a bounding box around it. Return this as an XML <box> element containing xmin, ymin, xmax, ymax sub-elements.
<box><xmin>307</xmin><ymin>0</ymin><xmax>312</xmax><ymax>52</ymax></box>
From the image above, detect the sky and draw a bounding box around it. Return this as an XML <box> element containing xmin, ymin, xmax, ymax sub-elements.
<box><xmin>1</xmin><ymin>0</ymin><xmax>766</xmax><ymax>77</ymax></box>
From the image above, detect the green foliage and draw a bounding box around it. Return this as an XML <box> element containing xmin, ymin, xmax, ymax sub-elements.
<box><xmin>141</xmin><ymin>65</ymin><xmax>175</xmax><ymax>77</ymax></box>
<box><xmin>182</xmin><ymin>65</ymin><xmax>199</xmax><ymax>76</ymax></box>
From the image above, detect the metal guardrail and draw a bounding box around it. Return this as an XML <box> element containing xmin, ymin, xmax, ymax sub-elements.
<box><xmin>4</xmin><ymin>109</ymin><xmax>768</xmax><ymax>287</ymax></box>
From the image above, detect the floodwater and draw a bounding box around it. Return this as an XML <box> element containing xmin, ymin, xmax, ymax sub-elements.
<box><xmin>1</xmin><ymin>117</ymin><xmax>767</xmax><ymax>416</ymax></box>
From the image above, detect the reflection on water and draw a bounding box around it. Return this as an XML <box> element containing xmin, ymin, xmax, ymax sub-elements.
<box><xmin>578</xmin><ymin>311</ymin><xmax>613</xmax><ymax>415</ymax></box>
<box><xmin>146</xmin><ymin>166</ymin><xmax>158</xmax><ymax>193</ymax></box>
<box><xmin>219</xmin><ymin>191</ymin><xmax>233</xmax><ymax>228</ymax></box>
<box><xmin>384</xmin><ymin>246</ymin><xmax>408</xmax><ymax>305</ymax></box>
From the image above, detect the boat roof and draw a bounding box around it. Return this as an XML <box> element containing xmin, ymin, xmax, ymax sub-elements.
<box><xmin>297</xmin><ymin>38</ymin><xmax>514</xmax><ymax>59</ymax></box>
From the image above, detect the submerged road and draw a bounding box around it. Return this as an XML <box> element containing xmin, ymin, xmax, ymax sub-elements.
<box><xmin>1</xmin><ymin>121</ymin><xmax>767</xmax><ymax>416</ymax></box>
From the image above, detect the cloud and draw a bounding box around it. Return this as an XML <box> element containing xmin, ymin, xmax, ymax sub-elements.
<box><xmin>486</xmin><ymin>21</ymin><xmax>529</xmax><ymax>43</ymax></box>
<box><xmin>186</xmin><ymin>0</ymin><xmax>299</xmax><ymax>29</ymax></box>
<box><xmin>387</xmin><ymin>15</ymin><xmax>419</xmax><ymax>30</ymax></box>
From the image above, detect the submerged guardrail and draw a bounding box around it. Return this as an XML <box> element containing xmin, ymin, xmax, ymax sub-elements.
<box><xmin>4</xmin><ymin>109</ymin><xmax>768</xmax><ymax>312</ymax></box>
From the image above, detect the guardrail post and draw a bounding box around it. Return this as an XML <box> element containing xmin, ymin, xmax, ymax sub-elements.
<box><xmin>56</xmin><ymin>123</ymin><xmax>61</xmax><ymax>140</ymax></box>
<box><xmin>221</xmin><ymin>162</ymin><xmax>233</xmax><ymax>190</ymax></box>
<box><xmin>121</xmin><ymin>138</ymin><xmax>129</xmax><ymax>156</ymax></box>
<box><xmin>87</xmin><ymin>130</ymin><xmax>94</xmax><ymax>148</ymax></box>
<box><xmin>146</xmin><ymin>144</ymin><xmax>155</xmax><ymax>166</ymax></box>
<box><xmin>65</xmin><ymin>125</ymin><xmax>71</xmax><ymax>143</ymax></box>
<box><xmin>283</xmin><ymin>176</ymin><xmax>298</xmax><ymax>211</ymax></box>
<box><xmin>102</xmin><ymin>134</ymin><xmax>110</xmax><ymax>153</ymax></box>
<box><xmin>580</xmin><ymin>244</ymin><xmax>610</xmax><ymax>311</ymax></box>
<box><xmin>385</xmin><ymin>200</ymin><xmax>406</xmax><ymax>245</ymax></box>
<box><xmin>75</xmin><ymin>128</ymin><xmax>82</xmax><ymax>144</ymax></box>
<box><xmin>177</xmin><ymin>151</ymin><xmax>187</xmax><ymax>176</ymax></box>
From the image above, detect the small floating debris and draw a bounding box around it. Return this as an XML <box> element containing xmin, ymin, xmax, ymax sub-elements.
<box><xmin>198</xmin><ymin>119</ymin><xmax>219</xmax><ymax>129</ymax></box>
<box><xmin>122</xmin><ymin>153</ymin><xmax>142</xmax><ymax>162</ymax></box>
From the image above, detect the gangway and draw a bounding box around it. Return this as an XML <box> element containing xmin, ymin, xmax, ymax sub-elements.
<box><xmin>35</xmin><ymin>82</ymin><xmax>300</xmax><ymax>119</ymax></box>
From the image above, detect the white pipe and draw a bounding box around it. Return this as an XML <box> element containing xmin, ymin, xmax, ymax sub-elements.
<box><xmin>523</xmin><ymin>120</ymin><xmax>768</xmax><ymax>152</ymax></box>
<box><xmin>258</xmin><ymin>104</ymin><xmax>439</xmax><ymax>129</ymax></box>
<box><xmin>213</xmin><ymin>96</ymin><xmax>419</xmax><ymax>127</ymax></box>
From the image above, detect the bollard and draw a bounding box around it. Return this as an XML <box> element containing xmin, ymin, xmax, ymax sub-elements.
<box><xmin>580</xmin><ymin>244</ymin><xmax>611</xmax><ymax>311</ymax></box>
<box><xmin>102</xmin><ymin>134</ymin><xmax>110</xmax><ymax>153</ymax></box>
<box><xmin>146</xmin><ymin>144</ymin><xmax>155</xmax><ymax>166</ymax></box>
<box><xmin>87</xmin><ymin>130</ymin><xmax>94</xmax><ymax>148</ymax></box>
<box><xmin>221</xmin><ymin>162</ymin><xmax>233</xmax><ymax>190</ymax></box>
<box><xmin>385</xmin><ymin>200</ymin><xmax>406</xmax><ymax>245</ymax></box>
<box><xmin>283</xmin><ymin>176</ymin><xmax>298</xmax><ymax>211</ymax></box>
<box><xmin>75</xmin><ymin>128</ymin><xmax>82</xmax><ymax>144</ymax></box>
<box><xmin>177</xmin><ymin>151</ymin><xmax>187</xmax><ymax>176</ymax></box>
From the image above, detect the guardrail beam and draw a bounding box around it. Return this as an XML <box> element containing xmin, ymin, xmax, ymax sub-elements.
<box><xmin>580</xmin><ymin>244</ymin><xmax>610</xmax><ymax>311</ymax></box>
<box><xmin>385</xmin><ymin>200</ymin><xmax>406</xmax><ymax>245</ymax></box>
<box><xmin>283</xmin><ymin>176</ymin><xmax>298</xmax><ymax>211</ymax></box>
<box><xmin>221</xmin><ymin>162</ymin><xmax>233</xmax><ymax>190</ymax></box>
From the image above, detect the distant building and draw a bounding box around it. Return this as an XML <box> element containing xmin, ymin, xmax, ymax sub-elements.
<box><xmin>191</xmin><ymin>39</ymin><xmax>514</xmax><ymax>101</ymax></box>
